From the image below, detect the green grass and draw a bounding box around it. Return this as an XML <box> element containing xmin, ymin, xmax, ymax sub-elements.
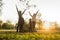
<box><xmin>0</xmin><ymin>31</ymin><xmax>60</xmax><ymax>40</ymax></box>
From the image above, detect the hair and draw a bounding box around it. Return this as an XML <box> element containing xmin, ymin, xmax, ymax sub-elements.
<box><xmin>33</xmin><ymin>14</ymin><xmax>36</xmax><ymax>16</ymax></box>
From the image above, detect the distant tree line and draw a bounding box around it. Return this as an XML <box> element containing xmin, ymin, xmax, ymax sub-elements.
<box><xmin>0</xmin><ymin>20</ymin><xmax>14</xmax><ymax>29</ymax></box>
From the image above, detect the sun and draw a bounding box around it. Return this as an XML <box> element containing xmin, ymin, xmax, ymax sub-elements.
<box><xmin>43</xmin><ymin>22</ymin><xmax>50</xmax><ymax>30</ymax></box>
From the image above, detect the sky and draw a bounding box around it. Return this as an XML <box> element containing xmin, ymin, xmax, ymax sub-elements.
<box><xmin>0</xmin><ymin>0</ymin><xmax>60</xmax><ymax>24</ymax></box>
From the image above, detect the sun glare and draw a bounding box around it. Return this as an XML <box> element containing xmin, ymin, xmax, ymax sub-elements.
<box><xmin>43</xmin><ymin>22</ymin><xmax>50</xmax><ymax>30</ymax></box>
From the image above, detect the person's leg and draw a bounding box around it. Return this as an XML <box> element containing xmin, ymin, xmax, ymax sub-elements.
<box><xmin>19</xmin><ymin>24</ymin><xmax>24</xmax><ymax>32</ymax></box>
<box><xmin>33</xmin><ymin>21</ymin><xmax>36</xmax><ymax>31</ymax></box>
<box><xmin>16</xmin><ymin>26</ymin><xmax>18</xmax><ymax>32</ymax></box>
<box><xmin>19</xmin><ymin>26</ymin><xmax>21</xmax><ymax>32</ymax></box>
<box><xmin>29</xmin><ymin>20</ymin><xmax>32</xmax><ymax>32</ymax></box>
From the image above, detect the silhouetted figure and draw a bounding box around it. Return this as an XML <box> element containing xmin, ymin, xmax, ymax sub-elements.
<box><xmin>16</xmin><ymin>7</ymin><xmax>26</xmax><ymax>32</ymax></box>
<box><xmin>29</xmin><ymin>19</ymin><xmax>33</xmax><ymax>32</ymax></box>
<box><xmin>29</xmin><ymin>10</ymin><xmax>39</xmax><ymax>31</ymax></box>
<box><xmin>16</xmin><ymin>26</ymin><xmax>18</xmax><ymax>32</ymax></box>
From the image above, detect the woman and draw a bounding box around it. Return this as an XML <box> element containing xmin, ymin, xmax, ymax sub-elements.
<box><xmin>29</xmin><ymin>10</ymin><xmax>39</xmax><ymax>31</ymax></box>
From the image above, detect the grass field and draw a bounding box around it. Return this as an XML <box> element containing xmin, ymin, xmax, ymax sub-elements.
<box><xmin>0</xmin><ymin>30</ymin><xmax>60</xmax><ymax>40</ymax></box>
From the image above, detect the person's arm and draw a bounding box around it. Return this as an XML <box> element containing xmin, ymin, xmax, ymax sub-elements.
<box><xmin>22</xmin><ymin>9</ymin><xmax>26</xmax><ymax>15</ymax></box>
<box><xmin>16</xmin><ymin>5</ymin><xmax>20</xmax><ymax>16</ymax></box>
<box><xmin>29</xmin><ymin>11</ymin><xmax>32</xmax><ymax>17</ymax></box>
<box><xmin>40</xmin><ymin>13</ymin><xmax>41</xmax><ymax>17</ymax></box>
<box><xmin>35</xmin><ymin>10</ymin><xmax>39</xmax><ymax>15</ymax></box>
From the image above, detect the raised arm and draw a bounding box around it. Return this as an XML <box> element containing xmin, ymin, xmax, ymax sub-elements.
<box><xmin>16</xmin><ymin>5</ymin><xmax>20</xmax><ymax>16</ymax></box>
<box><xmin>29</xmin><ymin>11</ymin><xmax>32</xmax><ymax>17</ymax></box>
<box><xmin>22</xmin><ymin>9</ymin><xmax>26</xmax><ymax>15</ymax></box>
<box><xmin>17</xmin><ymin>11</ymin><xmax>20</xmax><ymax>16</ymax></box>
<box><xmin>40</xmin><ymin>13</ymin><xmax>41</xmax><ymax>17</ymax></box>
<box><xmin>35</xmin><ymin>10</ymin><xmax>39</xmax><ymax>15</ymax></box>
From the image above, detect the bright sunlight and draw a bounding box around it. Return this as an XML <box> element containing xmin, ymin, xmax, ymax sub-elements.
<box><xmin>43</xmin><ymin>22</ymin><xmax>50</xmax><ymax>30</ymax></box>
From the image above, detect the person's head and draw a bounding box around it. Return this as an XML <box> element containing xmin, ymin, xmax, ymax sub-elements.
<box><xmin>18</xmin><ymin>11</ymin><xmax>22</xmax><ymax>15</ymax></box>
<box><xmin>29</xmin><ymin>19</ymin><xmax>31</xmax><ymax>21</ymax></box>
<box><xmin>33</xmin><ymin>14</ymin><xmax>36</xmax><ymax>16</ymax></box>
<box><xmin>18</xmin><ymin>11</ymin><xmax>21</xmax><ymax>13</ymax></box>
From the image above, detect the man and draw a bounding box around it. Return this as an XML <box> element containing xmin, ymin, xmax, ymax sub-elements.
<box><xmin>16</xmin><ymin>6</ymin><xmax>26</xmax><ymax>32</ymax></box>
